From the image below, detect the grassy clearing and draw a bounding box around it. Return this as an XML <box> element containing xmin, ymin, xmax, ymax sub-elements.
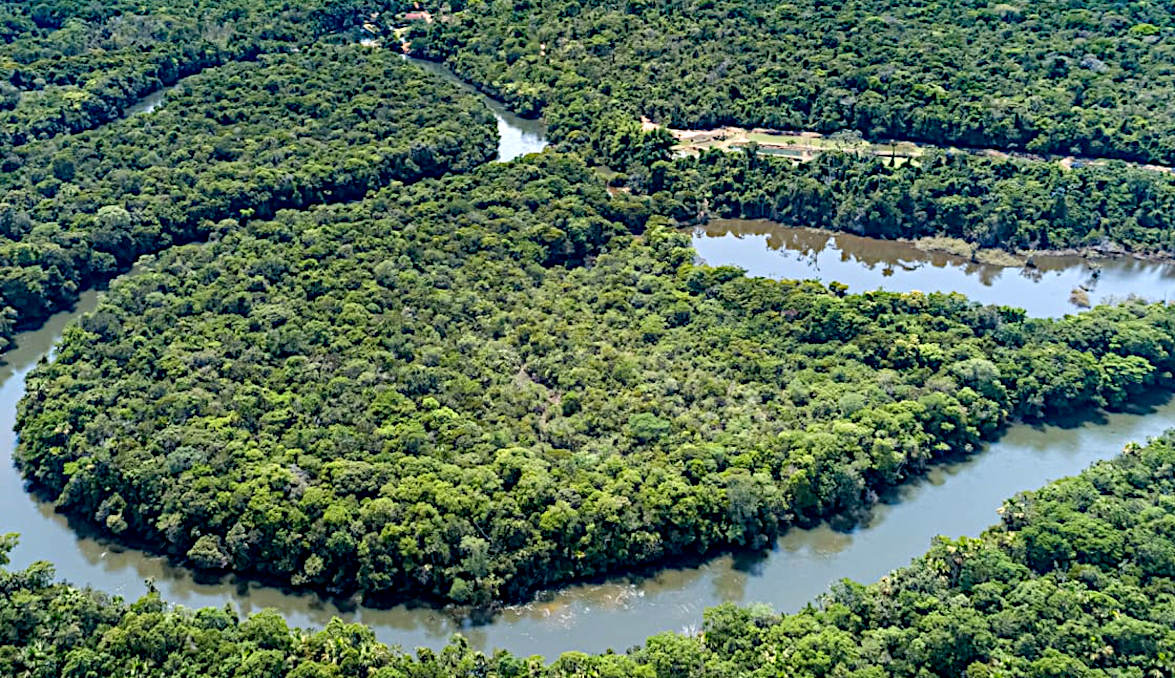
<box><xmin>671</xmin><ymin>125</ymin><xmax>929</xmax><ymax>166</ymax></box>
<box><xmin>912</xmin><ymin>236</ymin><xmax>1027</xmax><ymax>267</ymax></box>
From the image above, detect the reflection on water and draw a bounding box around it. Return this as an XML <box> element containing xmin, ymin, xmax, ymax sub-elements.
<box><xmin>692</xmin><ymin>219</ymin><xmax>1175</xmax><ymax>317</ymax></box>
<box><xmin>401</xmin><ymin>56</ymin><xmax>548</xmax><ymax>163</ymax></box>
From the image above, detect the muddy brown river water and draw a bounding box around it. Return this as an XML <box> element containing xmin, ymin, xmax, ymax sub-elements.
<box><xmin>6</xmin><ymin>292</ymin><xmax>1174</xmax><ymax>656</ymax></box>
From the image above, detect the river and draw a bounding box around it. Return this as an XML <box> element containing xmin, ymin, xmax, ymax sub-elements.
<box><xmin>693</xmin><ymin>219</ymin><xmax>1175</xmax><ymax>317</ymax></box>
<box><xmin>3</xmin><ymin>60</ymin><xmax>1175</xmax><ymax>660</ymax></box>
<box><xmin>124</xmin><ymin>86</ymin><xmax>172</xmax><ymax>116</ymax></box>
<box><xmin>119</xmin><ymin>56</ymin><xmax>549</xmax><ymax>164</ymax></box>
<box><xmin>401</xmin><ymin>55</ymin><xmax>548</xmax><ymax>163</ymax></box>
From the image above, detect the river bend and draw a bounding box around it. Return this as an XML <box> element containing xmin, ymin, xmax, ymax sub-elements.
<box><xmin>3</xmin><ymin>57</ymin><xmax>1174</xmax><ymax>659</ymax></box>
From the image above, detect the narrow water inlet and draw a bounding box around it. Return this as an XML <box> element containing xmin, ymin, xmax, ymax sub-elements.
<box><xmin>124</xmin><ymin>85</ymin><xmax>173</xmax><ymax>116</ymax></box>
<box><xmin>400</xmin><ymin>55</ymin><xmax>548</xmax><ymax>163</ymax></box>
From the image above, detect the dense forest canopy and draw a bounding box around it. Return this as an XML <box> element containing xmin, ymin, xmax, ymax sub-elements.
<box><xmin>0</xmin><ymin>0</ymin><xmax>404</xmax><ymax>148</ymax></box>
<box><xmin>7</xmin><ymin>435</ymin><xmax>1175</xmax><ymax>676</ymax></box>
<box><xmin>7</xmin><ymin>0</ymin><xmax>1175</xmax><ymax>673</ymax></box>
<box><xmin>408</xmin><ymin>0</ymin><xmax>1175</xmax><ymax>164</ymax></box>
<box><xmin>644</xmin><ymin>147</ymin><xmax>1175</xmax><ymax>253</ymax></box>
<box><xmin>18</xmin><ymin>154</ymin><xmax>1175</xmax><ymax>606</ymax></box>
<box><xmin>0</xmin><ymin>43</ymin><xmax>495</xmax><ymax>348</ymax></box>
<box><xmin>391</xmin><ymin>0</ymin><xmax>1175</xmax><ymax>256</ymax></box>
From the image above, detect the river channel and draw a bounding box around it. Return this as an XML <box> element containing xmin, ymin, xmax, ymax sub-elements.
<box><xmin>6</xmin><ymin>289</ymin><xmax>1175</xmax><ymax>657</ymax></box>
<box><xmin>402</xmin><ymin>55</ymin><xmax>548</xmax><ymax>163</ymax></box>
<box><xmin>3</xmin><ymin>57</ymin><xmax>1175</xmax><ymax>660</ymax></box>
<box><xmin>124</xmin><ymin>85</ymin><xmax>172</xmax><ymax>116</ymax></box>
<box><xmin>694</xmin><ymin>219</ymin><xmax>1175</xmax><ymax>317</ymax></box>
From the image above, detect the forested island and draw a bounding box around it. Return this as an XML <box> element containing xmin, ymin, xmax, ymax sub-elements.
<box><xmin>16</xmin><ymin>153</ymin><xmax>1175</xmax><ymax>607</ymax></box>
<box><xmin>5</xmin><ymin>0</ymin><xmax>1175</xmax><ymax>675</ymax></box>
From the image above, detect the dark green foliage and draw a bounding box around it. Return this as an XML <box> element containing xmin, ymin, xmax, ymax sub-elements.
<box><xmin>412</xmin><ymin>0</ymin><xmax>1175</xmax><ymax>164</ymax></box>
<box><xmin>0</xmin><ymin>43</ymin><xmax>495</xmax><ymax>339</ymax></box>
<box><xmin>9</xmin><ymin>0</ymin><xmax>1175</xmax><ymax>671</ymax></box>
<box><xmin>653</xmin><ymin>148</ymin><xmax>1175</xmax><ymax>253</ymax></box>
<box><xmin>17</xmin><ymin>155</ymin><xmax>1175</xmax><ymax>605</ymax></box>
<box><xmin>400</xmin><ymin>0</ymin><xmax>1175</xmax><ymax>256</ymax></box>
<box><xmin>0</xmin><ymin>0</ymin><xmax>403</xmax><ymax>147</ymax></box>
<box><xmin>8</xmin><ymin>436</ymin><xmax>1175</xmax><ymax>675</ymax></box>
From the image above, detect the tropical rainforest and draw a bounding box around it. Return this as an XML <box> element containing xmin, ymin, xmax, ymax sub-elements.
<box><xmin>17</xmin><ymin>154</ymin><xmax>1175</xmax><ymax>606</ymax></box>
<box><xmin>7</xmin><ymin>435</ymin><xmax>1175</xmax><ymax>676</ymax></box>
<box><xmin>1</xmin><ymin>0</ymin><xmax>404</xmax><ymax>148</ymax></box>
<box><xmin>6</xmin><ymin>0</ymin><xmax>1175</xmax><ymax>674</ymax></box>
<box><xmin>396</xmin><ymin>0</ymin><xmax>1175</xmax><ymax>257</ymax></box>
<box><xmin>0</xmin><ymin>43</ymin><xmax>495</xmax><ymax>348</ymax></box>
<box><xmin>408</xmin><ymin>0</ymin><xmax>1175</xmax><ymax>164</ymax></box>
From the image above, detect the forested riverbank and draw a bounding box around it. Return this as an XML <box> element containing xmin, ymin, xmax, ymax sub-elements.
<box><xmin>17</xmin><ymin>153</ymin><xmax>1175</xmax><ymax>608</ymax></box>
<box><xmin>690</xmin><ymin>220</ymin><xmax>1175</xmax><ymax>317</ymax></box>
<box><xmin>405</xmin><ymin>0</ymin><xmax>1175</xmax><ymax>164</ymax></box>
<box><xmin>394</xmin><ymin>0</ymin><xmax>1175</xmax><ymax>260</ymax></box>
<box><xmin>7</xmin><ymin>434</ymin><xmax>1175</xmax><ymax>676</ymax></box>
<box><xmin>644</xmin><ymin>148</ymin><xmax>1175</xmax><ymax>257</ymax></box>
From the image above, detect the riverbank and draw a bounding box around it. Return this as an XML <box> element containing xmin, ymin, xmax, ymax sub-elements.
<box><xmin>8</xmin><ymin>285</ymin><xmax>1175</xmax><ymax>657</ymax></box>
<box><xmin>10</xmin><ymin>432</ymin><xmax>1175</xmax><ymax>674</ymax></box>
<box><xmin>400</xmin><ymin>55</ymin><xmax>548</xmax><ymax>162</ymax></box>
<box><xmin>890</xmin><ymin>233</ymin><xmax>1168</xmax><ymax>268</ymax></box>
<box><xmin>684</xmin><ymin>205</ymin><xmax>1175</xmax><ymax>267</ymax></box>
